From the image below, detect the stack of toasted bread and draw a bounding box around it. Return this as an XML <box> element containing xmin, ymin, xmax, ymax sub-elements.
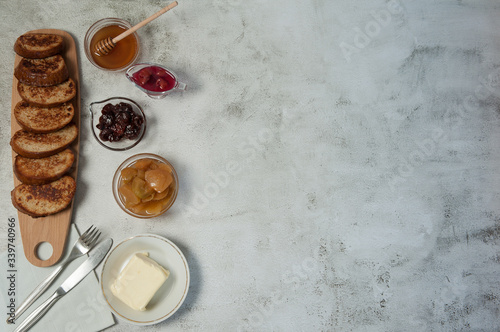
<box><xmin>10</xmin><ymin>33</ymin><xmax>78</xmax><ymax>218</ymax></box>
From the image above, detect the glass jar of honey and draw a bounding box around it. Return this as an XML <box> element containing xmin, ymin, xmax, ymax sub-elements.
<box><xmin>84</xmin><ymin>18</ymin><xmax>139</xmax><ymax>71</ymax></box>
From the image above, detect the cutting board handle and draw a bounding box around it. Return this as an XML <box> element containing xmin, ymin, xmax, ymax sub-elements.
<box><xmin>21</xmin><ymin>218</ymin><xmax>72</xmax><ymax>267</ymax></box>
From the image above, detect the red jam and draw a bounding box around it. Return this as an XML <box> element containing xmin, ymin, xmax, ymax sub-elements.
<box><xmin>131</xmin><ymin>66</ymin><xmax>176</xmax><ymax>92</ymax></box>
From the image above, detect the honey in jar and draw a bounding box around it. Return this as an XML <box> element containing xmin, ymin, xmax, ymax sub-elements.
<box><xmin>90</xmin><ymin>25</ymin><xmax>138</xmax><ymax>70</ymax></box>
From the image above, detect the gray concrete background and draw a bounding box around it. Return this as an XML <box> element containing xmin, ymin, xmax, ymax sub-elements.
<box><xmin>0</xmin><ymin>0</ymin><xmax>499</xmax><ymax>331</ymax></box>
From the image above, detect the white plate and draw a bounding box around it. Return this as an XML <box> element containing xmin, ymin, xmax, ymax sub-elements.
<box><xmin>100</xmin><ymin>234</ymin><xmax>189</xmax><ymax>325</ymax></box>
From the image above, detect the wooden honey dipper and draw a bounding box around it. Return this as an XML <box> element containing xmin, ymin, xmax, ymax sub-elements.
<box><xmin>94</xmin><ymin>1</ymin><xmax>178</xmax><ymax>56</ymax></box>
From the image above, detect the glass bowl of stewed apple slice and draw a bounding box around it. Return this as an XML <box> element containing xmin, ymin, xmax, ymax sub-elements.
<box><xmin>113</xmin><ymin>153</ymin><xmax>178</xmax><ymax>218</ymax></box>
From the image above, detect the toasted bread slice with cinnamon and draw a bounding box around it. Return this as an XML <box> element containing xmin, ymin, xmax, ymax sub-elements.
<box><xmin>14</xmin><ymin>101</ymin><xmax>74</xmax><ymax>133</ymax></box>
<box><xmin>11</xmin><ymin>176</ymin><xmax>76</xmax><ymax>217</ymax></box>
<box><xmin>14</xmin><ymin>101</ymin><xmax>75</xmax><ymax>133</ymax></box>
<box><xmin>14</xmin><ymin>149</ymin><xmax>75</xmax><ymax>185</ymax></box>
<box><xmin>18</xmin><ymin>78</ymin><xmax>76</xmax><ymax>107</ymax></box>
<box><xmin>11</xmin><ymin>123</ymin><xmax>78</xmax><ymax>158</ymax></box>
<box><xmin>14</xmin><ymin>33</ymin><xmax>64</xmax><ymax>59</ymax></box>
<box><xmin>15</xmin><ymin>55</ymin><xmax>69</xmax><ymax>87</ymax></box>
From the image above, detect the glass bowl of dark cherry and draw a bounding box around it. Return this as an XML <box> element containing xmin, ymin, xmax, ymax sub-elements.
<box><xmin>89</xmin><ymin>97</ymin><xmax>146</xmax><ymax>151</ymax></box>
<box><xmin>125</xmin><ymin>63</ymin><xmax>186</xmax><ymax>99</ymax></box>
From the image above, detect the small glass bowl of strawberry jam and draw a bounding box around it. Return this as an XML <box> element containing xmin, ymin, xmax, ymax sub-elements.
<box><xmin>125</xmin><ymin>63</ymin><xmax>186</xmax><ymax>99</ymax></box>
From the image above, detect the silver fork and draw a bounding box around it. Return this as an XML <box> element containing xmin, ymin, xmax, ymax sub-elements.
<box><xmin>7</xmin><ymin>225</ymin><xmax>101</xmax><ymax>324</ymax></box>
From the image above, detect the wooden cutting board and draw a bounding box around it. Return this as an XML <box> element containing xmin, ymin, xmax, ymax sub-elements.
<box><xmin>10</xmin><ymin>29</ymin><xmax>80</xmax><ymax>267</ymax></box>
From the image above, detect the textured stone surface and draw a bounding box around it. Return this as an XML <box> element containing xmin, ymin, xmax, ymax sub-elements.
<box><xmin>0</xmin><ymin>0</ymin><xmax>499</xmax><ymax>331</ymax></box>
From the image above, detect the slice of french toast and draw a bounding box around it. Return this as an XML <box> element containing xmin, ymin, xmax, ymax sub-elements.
<box><xmin>14</xmin><ymin>33</ymin><xmax>64</xmax><ymax>59</ymax></box>
<box><xmin>18</xmin><ymin>78</ymin><xmax>76</xmax><ymax>107</ymax></box>
<box><xmin>14</xmin><ymin>101</ymin><xmax>74</xmax><ymax>133</ymax></box>
<box><xmin>14</xmin><ymin>55</ymin><xmax>69</xmax><ymax>86</ymax></box>
<box><xmin>11</xmin><ymin>175</ymin><xmax>76</xmax><ymax>217</ymax></box>
<box><xmin>14</xmin><ymin>149</ymin><xmax>75</xmax><ymax>185</ymax></box>
<box><xmin>10</xmin><ymin>123</ymin><xmax>78</xmax><ymax>158</ymax></box>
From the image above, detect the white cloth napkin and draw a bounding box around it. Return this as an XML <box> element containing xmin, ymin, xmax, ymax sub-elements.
<box><xmin>1</xmin><ymin>224</ymin><xmax>115</xmax><ymax>332</ymax></box>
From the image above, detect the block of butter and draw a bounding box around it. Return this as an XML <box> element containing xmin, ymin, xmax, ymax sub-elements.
<box><xmin>110</xmin><ymin>252</ymin><xmax>170</xmax><ymax>311</ymax></box>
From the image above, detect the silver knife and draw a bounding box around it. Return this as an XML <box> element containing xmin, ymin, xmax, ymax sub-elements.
<box><xmin>13</xmin><ymin>238</ymin><xmax>113</xmax><ymax>332</ymax></box>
